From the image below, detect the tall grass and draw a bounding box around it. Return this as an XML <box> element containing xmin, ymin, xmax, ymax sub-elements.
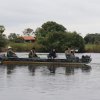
<box><xmin>7</xmin><ymin>43</ymin><xmax>100</xmax><ymax>53</ymax></box>
<box><xmin>8</xmin><ymin>43</ymin><xmax>34</xmax><ymax>52</ymax></box>
<box><xmin>85</xmin><ymin>44</ymin><xmax>100</xmax><ymax>53</ymax></box>
<box><xmin>8</xmin><ymin>42</ymin><xmax>45</xmax><ymax>52</ymax></box>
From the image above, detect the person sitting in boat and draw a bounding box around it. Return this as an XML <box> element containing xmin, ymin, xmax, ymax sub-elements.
<box><xmin>28</xmin><ymin>47</ymin><xmax>38</xmax><ymax>58</ymax></box>
<box><xmin>7</xmin><ymin>46</ymin><xmax>17</xmax><ymax>58</ymax></box>
<box><xmin>48</xmin><ymin>49</ymin><xmax>57</xmax><ymax>59</ymax></box>
<box><xmin>0</xmin><ymin>54</ymin><xmax>6</xmax><ymax>61</ymax></box>
<box><xmin>70</xmin><ymin>50</ymin><xmax>76</xmax><ymax>61</ymax></box>
<box><xmin>65</xmin><ymin>47</ymin><xmax>71</xmax><ymax>59</ymax></box>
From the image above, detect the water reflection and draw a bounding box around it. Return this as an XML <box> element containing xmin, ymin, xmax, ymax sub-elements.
<box><xmin>65</xmin><ymin>66</ymin><xmax>74</xmax><ymax>75</ymax></box>
<box><xmin>47</xmin><ymin>64</ymin><xmax>56</xmax><ymax>74</ymax></box>
<box><xmin>6</xmin><ymin>64</ymin><xmax>16</xmax><ymax>74</ymax></box>
<box><xmin>46</xmin><ymin>64</ymin><xmax>92</xmax><ymax>75</ymax></box>
<box><xmin>27</xmin><ymin>64</ymin><xmax>91</xmax><ymax>75</ymax></box>
<box><xmin>3</xmin><ymin>63</ymin><xmax>92</xmax><ymax>76</ymax></box>
<box><xmin>81</xmin><ymin>65</ymin><xmax>91</xmax><ymax>72</ymax></box>
<box><xmin>65</xmin><ymin>65</ymin><xmax>91</xmax><ymax>75</ymax></box>
<box><xmin>28</xmin><ymin>65</ymin><xmax>36</xmax><ymax>75</ymax></box>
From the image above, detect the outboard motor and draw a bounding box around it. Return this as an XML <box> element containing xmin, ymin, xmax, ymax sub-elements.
<box><xmin>81</xmin><ymin>55</ymin><xmax>92</xmax><ymax>63</ymax></box>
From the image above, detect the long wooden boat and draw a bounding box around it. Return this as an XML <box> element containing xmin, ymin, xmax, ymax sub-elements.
<box><xmin>0</xmin><ymin>55</ymin><xmax>92</xmax><ymax>66</ymax></box>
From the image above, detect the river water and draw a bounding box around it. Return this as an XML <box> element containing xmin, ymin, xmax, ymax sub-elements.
<box><xmin>0</xmin><ymin>53</ymin><xmax>100</xmax><ymax>100</ymax></box>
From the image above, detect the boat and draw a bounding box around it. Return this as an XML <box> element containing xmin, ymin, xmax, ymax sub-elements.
<box><xmin>0</xmin><ymin>55</ymin><xmax>92</xmax><ymax>66</ymax></box>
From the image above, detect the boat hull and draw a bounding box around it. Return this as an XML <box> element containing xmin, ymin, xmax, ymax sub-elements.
<box><xmin>0</xmin><ymin>57</ymin><xmax>91</xmax><ymax>66</ymax></box>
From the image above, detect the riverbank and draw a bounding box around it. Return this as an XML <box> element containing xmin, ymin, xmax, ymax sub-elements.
<box><xmin>85</xmin><ymin>44</ymin><xmax>100</xmax><ymax>53</ymax></box>
<box><xmin>1</xmin><ymin>43</ymin><xmax>100</xmax><ymax>53</ymax></box>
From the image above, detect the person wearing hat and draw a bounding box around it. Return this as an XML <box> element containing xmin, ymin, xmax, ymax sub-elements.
<box><xmin>7</xmin><ymin>46</ymin><xmax>17</xmax><ymax>58</ymax></box>
<box><xmin>28</xmin><ymin>47</ymin><xmax>38</xmax><ymax>58</ymax></box>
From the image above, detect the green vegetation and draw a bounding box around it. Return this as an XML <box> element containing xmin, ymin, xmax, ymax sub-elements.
<box><xmin>23</xmin><ymin>28</ymin><xmax>33</xmax><ymax>36</ymax></box>
<box><xmin>9</xmin><ymin>42</ymin><xmax>34</xmax><ymax>52</ymax></box>
<box><xmin>0</xmin><ymin>25</ymin><xmax>7</xmax><ymax>51</ymax></box>
<box><xmin>85</xmin><ymin>44</ymin><xmax>100</xmax><ymax>53</ymax></box>
<box><xmin>84</xmin><ymin>33</ymin><xmax>100</xmax><ymax>52</ymax></box>
<box><xmin>35</xmin><ymin>21</ymin><xmax>66</xmax><ymax>37</ymax></box>
<box><xmin>35</xmin><ymin>21</ymin><xmax>85</xmax><ymax>52</ymax></box>
<box><xmin>8</xmin><ymin>33</ymin><xmax>24</xmax><ymax>43</ymax></box>
<box><xmin>36</xmin><ymin>31</ymin><xmax>84</xmax><ymax>52</ymax></box>
<box><xmin>7</xmin><ymin>42</ymin><xmax>44</xmax><ymax>52</ymax></box>
<box><xmin>84</xmin><ymin>33</ymin><xmax>100</xmax><ymax>44</ymax></box>
<box><xmin>1</xmin><ymin>21</ymin><xmax>100</xmax><ymax>52</ymax></box>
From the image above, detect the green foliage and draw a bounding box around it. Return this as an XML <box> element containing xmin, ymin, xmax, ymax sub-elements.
<box><xmin>0</xmin><ymin>25</ymin><xmax>5</xmax><ymax>34</ymax></box>
<box><xmin>23</xmin><ymin>28</ymin><xmax>33</xmax><ymax>36</ymax></box>
<box><xmin>44</xmin><ymin>32</ymin><xmax>67</xmax><ymax>51</ymax></box>
<box><xmin>0</xmin><ymin>26</ymin><xmax>7</xmax><ymax>51</ymax></box>
<box><xmin>9</xmin><ymin>42</ymin><xmax>34</xmax><ymax>52</ymax></box>
<box><xmin>36</xmin><ymin>31</ymin><xmax>85</xmax><ymax>52</ymax></box>
<box><xmin>84</xmin><ymin>33</ymin><xmax>100</xmax><ymax>44</ymax></box>
<box><xmin>9</xmin><ymin>42</ymin><xmax>45</xmax><ymax>52</ymax></box>
<box><xmin>8</xmin><ymin>33</ymin><xmax>18</xmax><ymax>41</ymax></box>
<box><xmin>0</xmin><ymin>34</ymin><xmax>7</xmax><ymax>48</ymax></box>
<box><xmin>85</xmin><ymin>44</ymin><xmax>100</xmax><ymax>53</ymax></box>
<box><xmin>8</xmin><ymin>33</ymin><xmax>24</xmax><ymax>43</ymax></box>
<box><xmin>35</xmin><ymin>21</ymin><xmax>85</xmax><ymax>52</ymax></box>
<box><xmin>69</xmin><ymin>32</ymin><xmax>85</xmax><ymax>52</ymax></box>
<box><xmin>1</xmin><ymin>22</ymin><xmax>86</xmax><ymax>52</ymax></box>
<box><xmin>35</xmin><ymin>21</ymin><xmax>66</xmax><ymax>37</ymax></box>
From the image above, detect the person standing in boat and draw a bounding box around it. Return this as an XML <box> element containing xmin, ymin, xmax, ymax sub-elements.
<box><xmin>65</xmin><ymin>47</ymin><xmax>71</xmax><ymax>59</ymax></box>
<box><xmin>48</xmin><ymin>49</ymin><xmax>57</xmax><ymax>59</ymax></box>
<box><xmin>7</xmin><ymin>46</ymin><xmax>17</xmax><ymax>58</ymax></box>
<box><xmin>28</xmin><ymin>47</ymin><xmax>38</xmax><ymax>58</ymax></box>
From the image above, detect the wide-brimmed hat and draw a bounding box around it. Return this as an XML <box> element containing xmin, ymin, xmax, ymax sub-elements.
<box><xmin>8</xmin><ymin>46</ymin><xmax>12</xmax><ymax>49</ymax></box>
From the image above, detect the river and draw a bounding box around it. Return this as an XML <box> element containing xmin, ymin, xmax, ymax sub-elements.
<box><xmin>0</xmin><ymin>53</ymin><xmax>100</xmax><ymax>100</ymax></box>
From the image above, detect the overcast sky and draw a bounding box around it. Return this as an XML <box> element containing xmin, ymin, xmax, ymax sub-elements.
<box><xmin>0</xmin><ymin>0</ymin><xmax>100</xmax><ymax>37</ymax></box>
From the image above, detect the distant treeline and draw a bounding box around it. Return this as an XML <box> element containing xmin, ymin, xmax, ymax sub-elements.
<box><xmin>0</xmin><ymin>21</ymin><xmax>100</xmax><ymax>52</ymax></box>
<box><xmin>84</xmin><ymin>33</ymin><xmax>100</xmax><ymax>53</ymax></box>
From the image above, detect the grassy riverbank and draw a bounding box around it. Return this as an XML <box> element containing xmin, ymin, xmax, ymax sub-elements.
<box><xmin>7</xmin><ymin>42</ymin><xmax>44</xmax><ymax>52</ymax></box>
<box><xmin>8</xmin><ymin>43</ymin><xmax>34</xmax><ymax>52</ymax></box>
<box><xmin>85</xmin><ymin>44</ymin><xmax>100</xmax><ymax>53</ymax></box>
<box><xmin>6</xmin><ymin>43</ymin><xmax>100</xmax><ymax>53</ymax></box>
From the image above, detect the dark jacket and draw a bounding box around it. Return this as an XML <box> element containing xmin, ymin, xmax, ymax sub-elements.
<box><xmin>48</xmin><ymin>50</ymin><xmax>57</xmax><ymax>59</ymax></box>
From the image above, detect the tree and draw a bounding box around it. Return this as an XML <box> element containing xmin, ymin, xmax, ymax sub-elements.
<box><xmin>35</xmin><ymin>21</ymin><xmax>67</xmax><ymax>37</ymax></box>
<box><xmin>8</xmin><ymin>33</ymin><xmax>18</xmax><ymax>41</ymax></box>
<box><xmin>84</xmin><ymin>33</ymin><xmax>100</xmax><ymax>44</ymax></box>
<box><xmin>69</xmin><ymin>31</ymin><xmax>85</xmax><ymax>52</ymax></box>
<box><xmin>0</xmin><ymin>25</ymin><xmax>7</xmax><ymax>51</ymax></box>
<box><xmin>23</xmin><ymin>28</ymin><xmax>33</xmax><ymax>36</ymax></box>
<box><xmin>8</xmin><ymin>33</ymin><xmax>24</xmax><ymax>43</ymax></box>
<box><xmin>35</xmin><ymin>21</ymin><xmax>84</xmax><ymax>52</ymax></box>
<box><xmin>36</xmin><ymin>31</ymin><xmax>85</xmax><ymax>52</ymax></box>
<box><xmin>0</xmin><ymin>25</ymin><xmax>5</xmax><ymax>34</ymax></box>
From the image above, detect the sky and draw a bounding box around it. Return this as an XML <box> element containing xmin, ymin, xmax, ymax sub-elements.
<box><xmin>0</xmin><ymin>0</ymin><xmax>100</xmax><ymax>37</ymax></box>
